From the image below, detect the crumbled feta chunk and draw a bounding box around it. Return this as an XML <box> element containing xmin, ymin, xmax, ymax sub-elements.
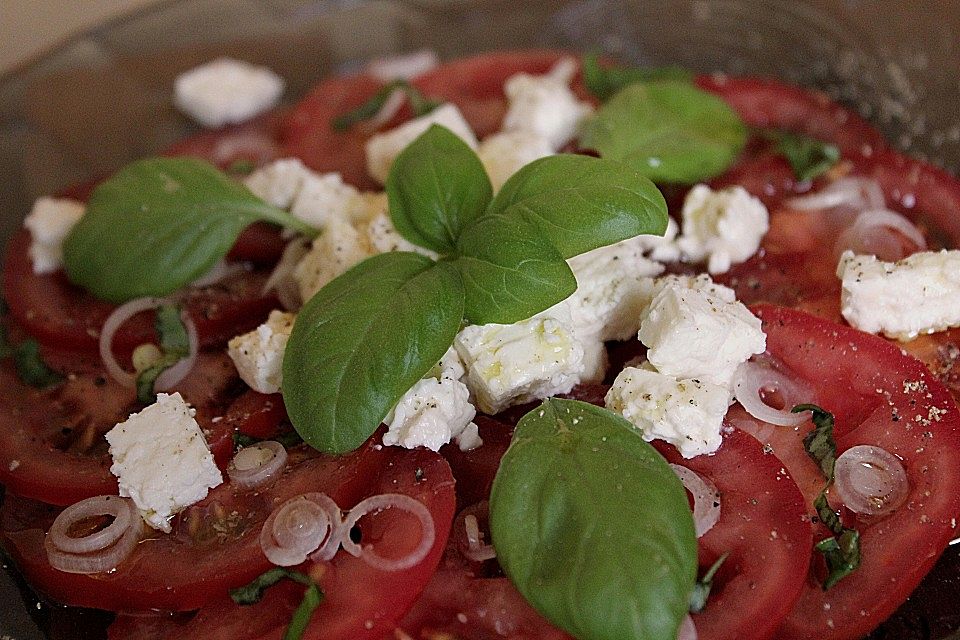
<box><xmin>367</xmin><ymin>50</ymin><xmax>439</xmax><ymax>81</ymax></box>
<box><xmin>838</xmin><ymin>249</ymin><xmax>960</xmax><ymax>340</ymax></box>
<box><xmin>365</xmin><ymin>212</ymin><xmax>437</xmax><ymax>258</ymax></box>
<box><xmin>455</xmin><ymin>307</ymin><xmax>585</xmax><ymax>414</ymax></box>
<box><xmin>383</xmin><ymin>349</ymin><xmax>478</xmax><ymax>451</ymax></box>
<box><xmin>477</xmin><ymin>130</ymin><xmax>553</xmax><ymax>191</ymax></box>
<box><xmin>502</xmin><ymin>58</ymin><xmax>594</xmax><ymax>150</ymax></box>
<box><xmin>174</xmin><ymin>57</ymin><xmax>284</xmax><ymax>128</ymax></box>
<box><xmin>638</xmin><ymin>275</ymin><xmax>765</xmax><ymax>388</ymax></box>
<box><xmin>290</xmin><ymin>172</ymin><xmax>365</xmax><ymax>229</ymax></box>
<box><xmin>293</xmin><ymin>218</ymin><xmax>373</xmax><ymax>301</ymax></box>
<box><xmin>23</xmin><ymin>197</ymin><xmax>85</xmax><ymax>274</ymax></box>
<box><xmin>677</xmin><ymin>184</ymin><xmax>769</xmax><ymax>274</ymax></box>
<box><xmin>243</xmin><ymin>158</ymin><xmax>314</xmax><ymax>209</ymax></box>
<box><xmin>227</xmin><ymin>310</ymin><xmax>296</xmax><ymax>394</ymax></box>
<box><xmin>365</xmin><ymin>103</ymin><xmax>478</xmax><ymax>184</ymax></box>
<box><xmin>578</xmin><ymin>337</ymin><xmax>610</xmax><ymax>384</ymax></box>
<box><xmin>605</xmin><ymin>367</ymin><xmax>730</xmax><ymax>458</ymax></box>
<box><xmin>105</xmin><ymin>393</ymin><xmax>222</xmax><ymax>532</ymax></box>
<box><xmin>639</xmin><ymin>217</ymin><xmax>682</xmax><ymax>263</ymax></box>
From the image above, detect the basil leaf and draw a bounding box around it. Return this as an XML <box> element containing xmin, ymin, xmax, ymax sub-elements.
<box><xmin>813</xmin><ymin>491</ymin><xmax>843</xmax><ymax>536</ymax></box>
<box><xmin>795</xmin><ymin>403</ymin><xmax>836</xmax><ymax>481</ymax></box>
<box><xmin>62</xmin><ymin>157</ymin><xmax>315</xmax><ymax>303</ymax></box>
<box><xmin>816</xmin><ymin>529</ymin><xmax>861</xmax><ymax>590</ymax></box>
<box><xmin>135</xmin><ymin>304</ymin><xmax>190</xmax><ymax>404</ymax></box>
<box><xmin>282</xmin><ymin>252</ymin><xmax>464</xmax><ymax>454</ymax></box>
<box><xmin>387</xmin><ymin>125</ymin><xmax>492</xmax><ymax>253</ymax></box>
<box><xmin>490</xmin><ymin>399</ymin><xmax>697</xmax><ymax>640</ymax></box>
<box><xmin>230</xmin><ymin>567</ymin><xmax>323</xmax><ymax>640</ymax></box>
<box><xmin>453</xmin><ymin>214</ymin><xmax>575</xmax><ymax>325</ymax></box>
<box><xmin>582</xmin><ymin>53</ymin><xmax>693</xmax><ymax>102</ymax></box>
<box><xmin>487</xmin><ymin>154</ymin><xmax>668</xmax><ymax>258</ymax></box>
<box><xmin>580</xmin><ymin>81</ymin><xmax>747</xmax><ymax>184</ymax></box>
<box><xmin>771</xmin><ymin>131</ymin><xmax>840</xmax><ymax>182</ymax></box>
<box><xmin>688</xmin><ymin>552</ymin><xmax>729</xmax><ymax>614</ymax></box>
<box><xmin>14</xmin><ymin>339</ymin><xmax>63</xmax><ymax>389</ymax></box>
<box><xmin>332</xmin><ymin>80</ymin><xmax>441</xmax><ymax>132</ymax></box>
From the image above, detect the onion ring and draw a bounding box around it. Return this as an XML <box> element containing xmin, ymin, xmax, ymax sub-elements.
<box><xmin>670</xmin><ymin>464</ymin><xmax>721</xmax><ymax>538</ymax></box>
<box><xmin>341</xmin><ymin>493</ymin><xmax>435</xmax><ymax>572</ymax></box>
<box><xmin>834</xmin><ymin>445</ymin><xmax>909</xmax><ymax>516</ymax></box>
<box><xmin>734</xmin><ymin>360</ymin><xmax>811</xmax><ymax>427</ymax></box>
<box><xmin>227</xmin><ymin>440</ymin><xmax>288</xmax><ymax>490</ymax></box>
<box><xmin>45</xmin><ymin>496</ymin><xmax>141</xmax><ymax>574</ymax></box>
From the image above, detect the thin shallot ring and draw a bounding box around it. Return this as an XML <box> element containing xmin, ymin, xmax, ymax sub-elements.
<box><xmin>462</xmin><ymin>513</ymin><xmax>496</xmax><ymax>562</ymax></box>
<box><xmin>834</xmin><ymin>209</ymin><xmax>927</xmax><ymax>261</ymax></box>
<box><xmin>45</xmin><ymin>496</ymin><xmax>142</xmax><ymax>574</ymax></box>
<box><xmin>677</xmin><ymin>614</ymin><xmax>698</xmax><ymax>640</ymax></box>
<box><xmin>306</xmin><ymin>493</ymin><xmax>345</xmax><ymax>562</ymax></box>
<box><xmin>227</xmin><ymin>440</ymin><xmax>288</xmax><ymax>489</ymax></box>
<box><xmin>787</xmin><ymin>177</ymin><xmax>885</xmax><ymax>211</ymax></box>
<box><xmin>341</xmin><ymin>493</ymin><xmax>435</xmax><ymax>572</ymax></box>
<box><xmin>99</xmin><ymin>297</ymin><xmax>198</xmax><ymax>390</ymax></box>
<box><xmin>670</xmin><ymin>464</ymin><xmax>721</xmax><ymax>538</ymax></box>
<box><xmin>833</xmin><ymin>445</ymin><xmax>909</xmax><ymax>516</ymax></box>
<box><xmin>190</xmin><ymin>259</ymin><xmax>247</xmax><ymax>288</ymax></box>
<box><xmin>734</xmin><ymin>361</ymin><xmax>810</xmax><ymax>427</ymax></box>
<box><xmin>260</xmin><ymin>493</ymin><xmax>340</xmax><ymax>566</ymax></box>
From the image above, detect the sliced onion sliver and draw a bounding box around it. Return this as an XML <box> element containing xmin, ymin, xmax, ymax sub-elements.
<box><xmin>734</xmin><ymin>360</ymin><xmax>811</xmax><ymax>427</ymax></box>
<box><xmin>99</xmin><ymin>297</ymin><xmax>199</xmax><ymax>390</ymax></box>
<box><xmin>676</xmin><ymin>614</ymin><xmax>698</xmax><ymax>640</ymax></box>
<box><xmin>228</xmin><ymin>440</ymin><xmax>288</xmax><ymax>489</ymax></box>
<box><xmin>835</xmin><ymin>209</ymin><xmax>927</xmax><ymax>262</ymax></box>
<box><xmin>834</xmin><ymin>445</ymin><xmax>909</xmax><ymax>516</ymax></box>
<box><xmin>670</xmin><ymin>464</ymin><xmax>721</xmax><ymax>538</ymax></box>
<box><xmin>341</xmin><ymin>493</ymin><xmax>435</xmax><ymax>572</ymax></box>
<box><xmin>260</xmin><ymin>493</ymin><xmax>337</xmax><ymax>567</ymax></box>
<box><xmin>45</xmin><ymin>496</ymin><xmax>141</xmax><ymax>574</ymax></box>
<box><xmin>787</xmin><ymin>177</ymin><xmax>885</xmax><ymax>211</ymax></box>
<box><xmin>463</xmin><ymin>514</ymin><xmax>496</xmax><ymax>562</ymax></box>
<box><xmin>306</xmin><ymin>493</ymin><xmax>345</xmax><ymax>562</ymax></box>
<box><xmin>191</xmin><ymin>260</ymin><xmax>247</xmax><ymax>288</ymax></box>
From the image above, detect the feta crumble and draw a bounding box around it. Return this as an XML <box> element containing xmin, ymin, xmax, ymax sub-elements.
<box><xmin>838</xmin><ymin>249</ymin><xmax>960</xmax><ymax>340</ymax></box>
<box><xmin>227</xmin><ymin>310</ymin><xmax>296</xmax><ymax>394</ymax></box>
<box><xmin>476</xmin><ymin>130</ymin><xmax>554</xmax><ymax>192</ymax></box>
<box><xmin>293</xmin><ymin>218</ymin><xmax>373</xmax><ymax>301</ymax></box>
<box><xmin>289</xmin><ymin>172</ymin><xmax>365</xmax><ymax>229</ymax></box>
<box><xmin>606</xmin><ymin>367</ymin><xmax>730</xmax><ymax>458</ymax></box>
<box><xmin>365</xmin><ymin>212</ymin><xmax>437</xmax><ymax>258</ymax></box>
<box><xmin>502</xmin><ymin>58</ymin><xmax>594</xmax><ymax>150</ymax></box>
<box><xmin>174</xmin><ymin>57</ymin><xmax>284</xmax><ymax>128</ymax></box>
<box><xmin>105</xmin><ymin>393</ymin><xmax>222</xmax><ymax>532</ymax></box>
<box><xmin>677</xmin><ymin>184</ymin><xmax>769</xmax><ymax>274</ymax></box>
<box><xmin>243</xmin><ymin>158</ymin><xmax>314</xmax><ymax>210</ymax></box>
<box><xmin>23</xmin><ymin>197</ymin><xmax>85</xmax><ymax>274</ymax></box>
<box><xmin>365</xmin><ymin>103</ymin><xmax>478</xmax><ymax>184</ymax></box>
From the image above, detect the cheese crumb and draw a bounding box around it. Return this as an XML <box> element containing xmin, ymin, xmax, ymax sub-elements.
<box><xmin>476</xmin><ymin>130</ymin><xmax>554</xmax><ymax>192</ymax></box>
<box><xmin>227</xmin><ymin>310</ymin><xmax>296</xmax><ymax>394</ymax></box>
<box><xmin>174</xmin><ymin>57</ymin><xmax>284</xmax><ymax>128</ymax></box>
<box><xmin>293</xmin><ymin>218</ymin><xmax>373</xmax><ymax>301</ymax></box>
<box><xmin>502</xmin><ymin>58</ymin><xmax>594</xmax><ymax>150</ymax></box>
<box><xmin>23</xmin><ymin>197</ymin><xmax>85</xmax><ymax>274</ymax></box>
<box><xmin>677</xmin><ymin>184</ymin><xmax>769</xmax><ymax>274</ymax></box>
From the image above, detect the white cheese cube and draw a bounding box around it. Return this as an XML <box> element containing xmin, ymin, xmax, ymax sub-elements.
<box><xmin>578</xmin><ymin>337</ymin><xmax>610</xmax><ymax>385</ymax></box>
<box><xmin>365</xmin><ymin>212</ymin><xmax>437</xmax><ymax>258</ymax></box>
<box><xmin>837</xmin><ymin>249</ymin><xmax>960</xmax><ymax>340</ymax></box>
<box><xmin>243</xmin><ymin>158</ymin><xmax>314</xmax><ymax>209</ymax></box>
<box><xmin>365</xmin><ymin>103</ymin><xmax>478</xmax><ymax>184</ymax></box>
<box><xmin>677</xmin><ymin>184</ymin><xmax>769</xmax><ymax>274</ymax></box>
<box><xmin>639</xmin><ymin>275</ymin><xmax>765</xmax><ymax>388</ymax></box>
<box><xmin>367</xmin><ymin>50</ymin><xmax>439</xmax><ymax>81</ymax></box>
<box><xmin>383</xmin><ymin>348</ymin><xmax>478</xmax><ymax>452</ymax></box>
<box><xmin>23</xmin><ymin>197</ymin><xmax>85</xmax><ymax>274</ymax></box>
<box><xmin>227</xmin><ymin>310</ymin><xmax>296</xmax><ymax>394</ymax></box>
<box><xmin>454</xmin><ymin>307</ymin><xmax>585</xmax><ymax>414</ymax></box>
<box><xmin>174</xmin><ymin>57</ymin><xmax>284</xmax><ymax>128</ymax></box>
<box><xmin>502</xmin><ymin>58</ymin><xmax>594</xmax><ymax>150</ymax></box>
<box><xmin>477</xmin><ymin>130</ymin><xmax>553</xmax><ymax>192</ymax></box>
<box><xmin>293</xmin><ymin>218</ymin><xmax>373</xmax><ymax>301</ymax></box>
<box><xmin>605</xmin><ymin>367</ymin><xmax>730</xmax><ymax>458</ymax></box>
<box><xmin>639</xmin><ymin>217</ymin><xmax>682</xmax><ymax>264</ymax></box>
<box><xmin>565</xmin><ymin>235</ymin><xmax>665</xmax><ymax>343</ymax></box>
<box><xmin>290</xmin><ymin>172</ymin><xmax>366</xmax><ymax>230</ymax></box>
<box><xmin>105</xmin><ymin>393</ymin><xmax>223</xmax><ymax>532</ymax></box>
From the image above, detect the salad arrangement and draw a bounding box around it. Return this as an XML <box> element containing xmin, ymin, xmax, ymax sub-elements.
<box><xmin>1</xmin><ymin>49</ymin><xmax>959</xmax><ymax>640</ymax></box>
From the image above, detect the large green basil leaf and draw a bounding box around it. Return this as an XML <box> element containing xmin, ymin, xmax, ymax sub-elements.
<box><xmin>63</xmin><ymin>157</ymin><xmax>313</xmax><ymax>303</ymax></box>
<box><xmin>487</xmin><ymin>154</ymin><xmax>668</xmax><ymax>258</ymax></box>
<box><xmin>490</xmin><ymin>398</ymin><xmax>697</xmax><ymax>640</ymax></box>
<box><xmin>582</xmin><ymin>53</ymin><xmax>693</xmax><ymax>102</ymax></box>
<box><xmin>281</xmin><ymin>252</ymin><xmax>464</xmax><ymax>454</ymax></box>
<box><xmin>580</xmin><ymin>81</ymin><xmax>747</xmax><ymax>184</ymax></box>
<box><xmin>387</xmin><ymin>125</ymin><xmax>492</xmax><ymax>254</ymax></box>
<box><xmin>453</xmin><ymin>214</ymin><xmax>575</xmax><ymax>325</ymax></box>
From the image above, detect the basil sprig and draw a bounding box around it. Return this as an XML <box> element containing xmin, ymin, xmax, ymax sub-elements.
<box><xmin>62</xmin><ymin>157</ymin><xmax>316</xmax><ymax>303</ymax></box>
<box><xmin>793</xmin><ymin>403</ymin><xmax>861</xmax><ymax>590</ymax></box>
<box><xmin>230</xmin><ymin>567</ymin><xmax>323</xmax><ymax>640</ymax></box>
<box><xmin>582</xmin><ymin>53</ymin><xmax>693</xmax><ymax>102</ymax></box>
<box><xmin>489</xmin><ymin>399</ymin><xmax>697</xmax><ymax>640</ymax></box>
<box><xmin>332</xmin><ymin>79</ymin><xmax>442</xmax><ymax>132</ymax></box>
<box><xmin>769</xmin><ymin>131</ymin><xmax>840</xmax><ymax>182</ymax></box>
<box><xmin>581</xmin><ymin>80</ymin><xmax>747</xmax><ymax>184</ymax></box>
<box><xmin>135</xmin><ymin>304</ymin><xmax>190</xmax><ymax>404</ymax></box>
<box><xmin>13</xmin><ymin>339</ymin><xmax>63</xmax><ymax>389</ymax></box>
<box><xmin>282</xmin><ymin>125</ymin><xmax>667</xmax><ymax>453</ymax></box>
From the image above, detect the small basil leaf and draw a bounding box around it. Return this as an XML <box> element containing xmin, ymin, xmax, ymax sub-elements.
<box><xmin>771</xmin><ymin>131</ymin><xmax>840</xmax><ymax>182</ymax></box>
<box><xmin>582</xmin><ymin>53</ymin><xmax>693</xmax><ymax>102</ymax></box>
<box><xmin>387</xmin><ymin>125</ymin><xmax>492</xmax><ymax>254</ymax></box>
<box><xmin>13</xmin><ymin>339</ymin><xmax>63</xmax><ymax>389</ymax></box>
<box><xmin>487</xmin><ymin>154</ymin><xmax>668</xmax><ymax>258</ymax></box>
<box><xmin>135</xmin><ymin>352</ymin><xmax>181</xmax><ymax>404</ymax></box>
<box><xmin>580</xmin><ymin>81</ymin><xmax>746</xmax><ymax>184</ymax></box>
<box><xmin>815</xmin><ymin>529</ymin><xmax>861</xmax><ymax>590</ymax></box>
<box><xmin>282</xmin><ymin>252</ymin><xmax>464</xmax><ymax>454</ymax></box>
<box><xmin>62</xmin><ymin>157</ymin><xmax>315</xmax><ymax>303</ymax></box>
<box><xmin>795</xmin><ymin>403</ymin><xmax>836</xmax><ymax>481</ymax></box>
<box><xmin>490</xmin><ymin>398</ymin><xmax>697</xmax><ymax>640</ymax></box>
<box><xmin>453</xmin><ymin>214</ymin><xmax>576</xmax><ymax>325</ymax></box>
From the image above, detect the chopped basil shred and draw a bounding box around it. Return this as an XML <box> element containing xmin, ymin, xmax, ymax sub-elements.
<box><xmin>688</xmin><ymin>552</ymin><xmax>729</xmax><ymax>614</ymax></box>
<box><xmin>794</xmin><ymin>403</ymin><xmax>862</xmax><ymax>590</ymax></box>
<box><xmin>332</xmin><ymin>79</ymin><xmax>442</xmax><ymax>132</ymax></box>
<box><xmin>135</xmin><ymin>304</ymin><xmax>190</xmax><ymax>404</ymax></box>
<box><xmin>769</xmin><ymin>131</ymin><xmax>840</xmax><ymax>182</ymax></box>
<box><xmin>582</xmin><ymin>52</ymin><xmax>694</xmax><ymax>102</ymax></box>
<box><xmin>13</xmin><ymin>339</ymin><xmax>63</xmax><ymax>389</ymax></box>
<box><xmin>230</xmin><ymin>567</ymin><xmax>323</xmax><ymax>640</ymax></box>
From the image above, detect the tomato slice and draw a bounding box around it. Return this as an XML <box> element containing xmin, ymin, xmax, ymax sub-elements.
<box><xmin>105</xmin><ymin>447</ymin><xmax>455</xmax><ymax>639</ymax></box>
<box><xmin>162</xmin><ymin>110</ymin><xmax>285</xmax><ymax>170</ymax></box>
<box><xmin>732</xmin><ymin>305</ymin><xmax>960</xmax><ymax>640</ymax></box>
<box><xmin>3</xmin><ymin>229</ymin><xmax>279</xmax><ymax>354</ymax></box>
<box><xmin>655</xmin><ymin>429</ymin><xmax>812</xmax><ymax>640</ymax></box>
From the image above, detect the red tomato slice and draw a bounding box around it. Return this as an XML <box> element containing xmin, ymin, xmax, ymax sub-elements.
<box><xmin>105</xmin><ymin>447</ymin><xmax>455</xmax><ymax>639</ymax></box>
<box><xmin>162</xmin><ymin>110</ymin><xmax>285</xmax><ymax>170</ymax></box>
<box><xmin>3</xmin><ymin>228</ymin><xmax>279</xmax><ymax>354</ymax></box>
<box><xmin>655</xmin><ymin>429</ymin><xmax>812</xmax><ymax>640</ymax></box>
<box><xmin>0</xmin><ymin>349</ymin><xmax>239</xmax><ymax>506</ymax></box>
<box><xmin>731</xmin><ymin>305</ymin><xmax>960</xmax><ymax>640</ymax></box>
